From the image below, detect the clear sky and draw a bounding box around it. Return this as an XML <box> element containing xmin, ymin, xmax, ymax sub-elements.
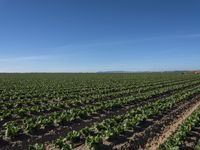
<box><xmin>0</xmin><ymin>0</ymin><xmax>200</xmax><ymax>72</ymax></box>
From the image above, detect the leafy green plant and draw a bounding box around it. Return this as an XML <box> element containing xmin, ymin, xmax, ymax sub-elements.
<box><xmin>23</xmin><ymin>118</ymin><xmax>38</xmax><ymax>134</ymax></box>
<box><xmin>86</xmin><ymin>135</ymin><xmax>103</xmax><ymax>150</ymax></box>
<box><xmin>80</xmin><ymin>127</ymin><xmax>93</xmax><ymax>137</ymax></box>
<box><xmin>195</xmin><ymin>140</ymin><xmax>200</xmax><ymax>150</ymax></box>
<box><xmin>54</xmin><ymin>137</ymin><xmax>73</xmax><ymax>150</ymax></box>
<box><xmin>66</xmin><ymin>131</ymin><xmax>80</xmax><ymax>142</ymax></box>
<box><xmin>160</xmin><ymin>107</ymin><xmax>200</xmax><ymax>150</ymax></box>
<box><xmin>29</xmin><ymin>143</ymin><xmax>45</xmax><ymax>150</ymax></box>
<box><xmin>3</xmin><ymin>121</ymin><xmax>20</xmax><ymax>138</ymax></box>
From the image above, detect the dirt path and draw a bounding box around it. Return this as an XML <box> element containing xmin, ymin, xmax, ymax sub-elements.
<box><xmin>145</xmin><ymin>97</ymin><xmax>200</xmax><ymax>150</ymax></box>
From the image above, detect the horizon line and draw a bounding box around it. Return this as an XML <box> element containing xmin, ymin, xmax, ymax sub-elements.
<box><xmin>0</xmin><ymin>70</ymin><xmax>199</xmax><ymax>74</ymax></box>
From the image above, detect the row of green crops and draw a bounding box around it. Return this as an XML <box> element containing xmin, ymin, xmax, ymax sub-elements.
<box><xmin>0</xmin><ymin>75</ymin><xmax>192</xmax><ymax>114</ymax></box>
<box><xmin>1</xmin><ymin>77</ymin><xmax>197</xmax><ymax>125</ymax></box>
<box><xmin>0</xmin><ymin>77</ymin><xmax>185</xmax><ymax>121</ymax></box>
<box><xmin>1</xmin><ymin>73</ymin><xmax>200</xmax><ymax>150</ymax></box>
<box><xmin>31</xmin><ymin>83</ymin><xmax>200</xmax><ymax>150</ymax></box>
<box><xmin>160</xmin><ymin>107</ymin><xmax>200</xmax><ymax>150</ymax></box>
<box><xmin>2</xmin><ymin>79</ymin><xmax>199</xmax><ymax>139</ymax></box>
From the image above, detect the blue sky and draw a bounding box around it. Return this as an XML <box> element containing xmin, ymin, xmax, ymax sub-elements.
<box><xmin>0</xmin><ymin>0</ymin><xmax>200</xmax><ymax>72</ymax></box>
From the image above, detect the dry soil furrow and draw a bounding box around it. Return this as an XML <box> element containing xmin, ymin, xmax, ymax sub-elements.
<box><xmin>145</xmin><ymin>96</ymin><xmax>200</xmax><ymax>150</ymax></box>
<box><xmin>74</xmin><ymin>95</ymin><xmax>200</xmax><ymax>150</ymax></box>
<box><xmin>113</xmin><ymin>94</ymin><xmax>200</xmax><ymax>150</ymax></box>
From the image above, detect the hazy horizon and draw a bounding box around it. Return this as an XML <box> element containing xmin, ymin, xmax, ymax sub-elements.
<box><xmin>0</xmin><ymin>69</ymin><xmax>198</xmax><ymax>73</ymax></box>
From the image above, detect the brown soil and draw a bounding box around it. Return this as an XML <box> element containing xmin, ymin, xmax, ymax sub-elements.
<box><xmin>103</xmin><ymin>94</ymin><xmax>200</xmax><ymax>150</ymax></box>
<box><xmin>144</xmin><ymin>96</ymin><xmax>200</xmax><ymax>150</ymax></box>
<box><xmin>74</xmin><ymin>94</ymin><xmax>200</xmax><ymax>150</ymax></box>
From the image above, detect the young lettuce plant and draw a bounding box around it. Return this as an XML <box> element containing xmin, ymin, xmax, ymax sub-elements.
<box><xmin>54</xmin><ymin>137</ymin><xmax>73</xmax><ymax>150</ymax></box>
<box><xmin>3</xmin><ymin>121</ymin><xmax>20</xmax><ymax>138</ymax></box>
<box><xmin>86</xmin><ymin>135</ymin><xmax>103</xmax><ymax>150</ymax></box>
<box><xmin>66</xmin><ymin>130</ymin><xmax>81</xmax><ymax>143</ymax></box>
<box><xmin>29</xmin><ymin>143</ymin><xmax>45</xmax><ymax>150</ymax></box>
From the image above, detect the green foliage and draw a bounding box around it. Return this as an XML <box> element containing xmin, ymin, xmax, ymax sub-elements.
<box><xmin>66</xmin><ymin>131</ymin><xmax>80</xmax><ymax>142</ymax></box>
<box><xmin>86</xmin><ymin>135</ymin><xmax>103</xmax><ymax>150</ymax></box>
<box><xmin>195</xmin><ymin>140</ymin><xmax>200</xmax><ymax>150</ymax></box>
<box><xmin>29</xmin><ymin>143</ymin><xmax>45</xmax><ymax>150</ymax></box>
<box><xmin>160</xmin><ymin>107</ymin><xmax>200</xmax><ymax>150</ymax></box>
<box><xmin>0</xmin><ymin>73</ymin><xmax>200</xmax><ymax>149</ymax></box>
<box><xmin>54</xmin><ymin>137</ymin><xmax>73</xmax><ymax>150</ymax></box>
<box><xmin>3</xmin><ymin>121</ymin><xmax>20</xmax><ymax>138</ymax></box>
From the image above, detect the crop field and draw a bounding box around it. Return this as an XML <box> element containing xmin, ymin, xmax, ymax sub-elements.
<box><xmin>0</xmin><ymin>73</ymin><xmax>200</xmax><ymax>150</ymax></box>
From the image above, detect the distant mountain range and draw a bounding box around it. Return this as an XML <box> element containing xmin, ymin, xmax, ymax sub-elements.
<box><xmin>97</xmin><ymin>71</ymin><xmax>133</xmax><ymax>73</ymax></box>
<box><xmin>96</xmin><ymin>70</ymin><xmax>200</xmax><ymax>74</ymax></box>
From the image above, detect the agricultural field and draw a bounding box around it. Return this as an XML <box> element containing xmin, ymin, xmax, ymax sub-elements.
<box><xmin>0</xmin><ymin>73</ymin><xmax>200</xmax><ymax>150</ymax></box>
